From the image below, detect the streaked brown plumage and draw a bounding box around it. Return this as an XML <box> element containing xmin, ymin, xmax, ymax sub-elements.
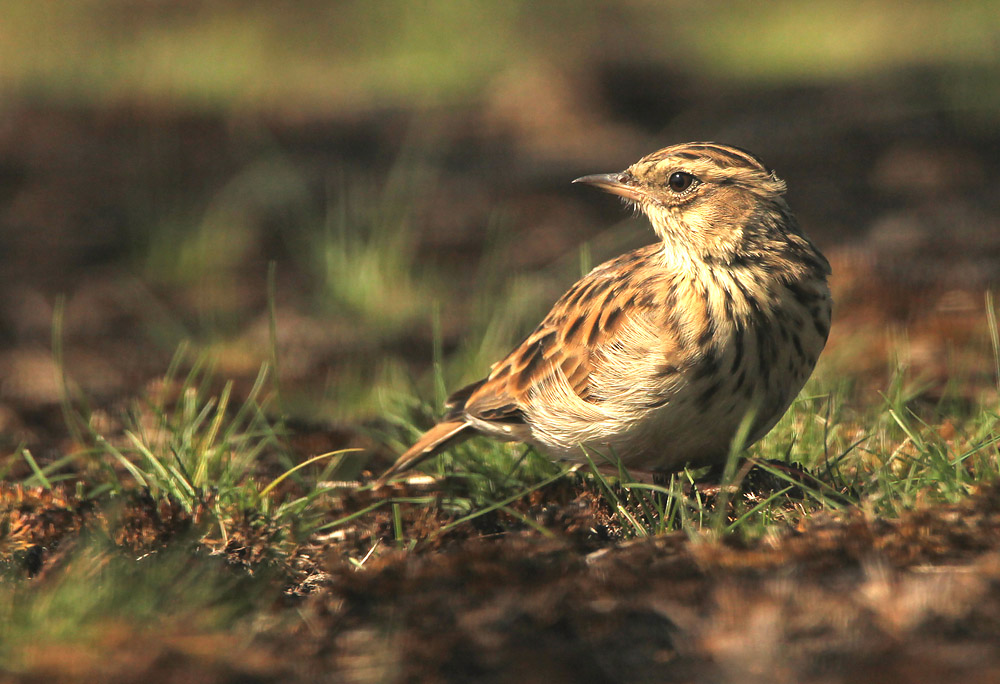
<box><xmin>382</xmin><ymin>142</ymin><xmax>831</xmax><ymax>480</ymax></box>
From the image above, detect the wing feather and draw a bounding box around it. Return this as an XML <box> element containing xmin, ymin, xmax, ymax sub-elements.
<box><xmin>460</xmin><ymin>244</ymin><xmax>665</xmax><ymax>424</ymax></box>
<box><xmin>381</xmin><ymin>243</ymin><xmax>670</xmax><ymax>481</ymax></box>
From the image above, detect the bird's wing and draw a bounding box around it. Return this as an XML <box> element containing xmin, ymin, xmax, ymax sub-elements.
<box><xmin>460</xmin><ymin>243</ymin><xmax>666</xmax><ymax>424</ymax></box>
<box><xmin>379</xmin><ymin>244</ymin><xmax>668</xmax><ymax>483</ymax></box>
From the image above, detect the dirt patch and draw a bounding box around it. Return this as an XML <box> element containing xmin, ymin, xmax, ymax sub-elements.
<box><xmin>4</xmin><ymin>477</ymin><xmax>1000</xmax><ymax>683</ymax></box>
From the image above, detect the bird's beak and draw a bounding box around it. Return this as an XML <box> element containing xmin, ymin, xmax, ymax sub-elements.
<box><xmin>572</xmin><ymin>172</ymin><xmax>645</xmax><ymax>202</ymax></box>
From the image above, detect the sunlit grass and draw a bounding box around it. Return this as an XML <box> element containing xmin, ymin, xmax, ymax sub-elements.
<box><xmin>25</xmin><ymin>304</ymin><xmax>1000</xmax><ymax>552</ymax></box>
<box><xmin>379</xmin><ymin>368</ymin><xmax>1000</xmax><ymax>544</ymax></box>
<box><xmin>40</xmin><ymin>338</ymin><xmax>355</xmax><ymax>556</ymax></box>
<box><xmin>3</xmin><ymin>291</ymin><xmax>998</xmax><ymax>681</ymax></box>
<box><xmin>309</xmin><ymin>162</ymin><xmax>441</xmax><ymax>331</ymax></box>
<box><xmin>0</xmin><ymin>1</ymin><xmax>543</xmax><ymax>112</ymax></box>
<box><xmin>375</xmin><ymin>295</ymin><xmax>1000</xmax><ymax>544</ymax></box>
<box><xmin>2</xmin><ymin>1</ymin><xmax>997</xmax><ymax>115</ymax></box>
<box><xmin>0</xmin><ymin>538</ymin><xmax>270</xmax><ymax>675</ymax></box>
<box><xmin>678</xmin><ymin>0</ymin><xmax>1000</xmax><ymax>81</ymax></box>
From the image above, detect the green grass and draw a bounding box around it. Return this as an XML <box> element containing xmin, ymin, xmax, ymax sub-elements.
<box><xmin>366</xmin><ymin>294</ymin><xmax>1000</xmax><ymax>544</ymax></box>
<box><xmin>40</xmin><ymin>338</ymin><xmax>356</xmax><ymax>557</ymax></box>
<box><xmin>3</xmin><ymin>1</ymin><xmax>998</xmax><ymax>114</ymax></box>
<box><xmin>387</xmin><ymin>284</ymin><xmax>1000</xmax><ymax>541</ymax></box>
<box><xmin>0</xmin><ymin>538</ymin><xmax>270</xmax><ymax>674</ymax></box>
<box><xmin>4</xmin><ymin>297</ymin><xmax>998</xmax><ymax>673</ymax></box>
<box><xmin>392</xmin><ymin>372</ymin><xmax>999</xmax><ymax>544</ymax></box>
<box><xmin>307</xmin><ymin>157</ymin><xmax>443</xmax><ymax>331</ymax></box>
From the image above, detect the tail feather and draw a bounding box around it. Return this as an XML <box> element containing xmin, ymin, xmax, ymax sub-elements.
<box><xmin>377</xmin><ymin>420</ymin><xmax>473</xmax><ymax>484</ymax></box>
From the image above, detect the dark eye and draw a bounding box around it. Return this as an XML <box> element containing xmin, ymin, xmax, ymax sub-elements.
<box><xmin>667</xmin><ymin>171</ymin><xmax>696</xmax><ymax>193</ymax></box>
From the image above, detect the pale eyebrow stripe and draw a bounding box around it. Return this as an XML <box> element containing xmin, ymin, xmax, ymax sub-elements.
<box><xmin>683</xmin><ymin>143</ymin><xmax>769</xmax><ymax>171</ymax></box>
<box><xmin>639</xmin><ymin>142</ymin><xmax>772</xmax><ymax>174</ymax></box>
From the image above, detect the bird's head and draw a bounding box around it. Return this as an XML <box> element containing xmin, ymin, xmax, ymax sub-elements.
<box><xmin>575</xmin><ymin>142</ymin><xmax>795</xmax><ymax>266</ymax></box>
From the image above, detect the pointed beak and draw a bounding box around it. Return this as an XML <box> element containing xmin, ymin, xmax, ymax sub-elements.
<box><xmin>572</xmin><ymin>172</ymin><xmax>645</xmax><ymax>202</ymax></box>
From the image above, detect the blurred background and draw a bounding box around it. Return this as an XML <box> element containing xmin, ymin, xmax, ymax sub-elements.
<box><xmin>2</xmin><ymin>0</ymin><xmax>999</xmax><ymax>460</ymax></box>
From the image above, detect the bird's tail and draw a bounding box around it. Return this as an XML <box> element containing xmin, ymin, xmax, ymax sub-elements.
<box><xmin>376</xmin><ymin>420</ymin><xmax>473</xmax><ymax>485</ymax></box>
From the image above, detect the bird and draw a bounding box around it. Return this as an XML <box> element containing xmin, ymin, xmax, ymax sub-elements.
<box><xmin>381</xmin><ymin>142</ymin><xmax>831</xmax><ymax>482</ymax></box>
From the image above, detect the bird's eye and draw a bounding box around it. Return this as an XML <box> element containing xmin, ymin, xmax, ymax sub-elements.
<box><xmin>667</xmin><ymin>171</ymin><xmax>696</xmax><ymax>193</ymax></box>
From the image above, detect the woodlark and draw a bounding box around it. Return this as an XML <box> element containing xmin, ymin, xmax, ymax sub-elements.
<box><xmin>383</xmin><ymin>142</ymin><xmax>831</xmax><ymax>480</ymax></box>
